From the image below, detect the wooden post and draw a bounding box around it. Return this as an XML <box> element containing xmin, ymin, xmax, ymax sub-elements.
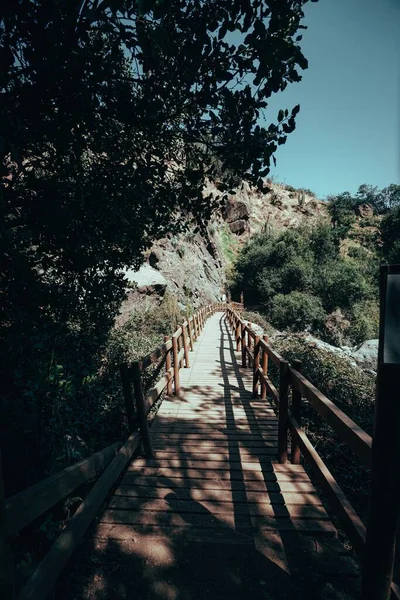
<box><xmin>241</xmin><ymin>322</ymin><xmax>247</xmax><ymax>368</ymax></box>
<box><xmin>253</xmin><ymin>335</ymin><xmax>260</xmax><ymax>398</ymax></box>
<box><xmin>362</xmin><ymin>365</ymin><xmax>400</xmax><ymax>599</ymax></box>
<box><xmin>182</xmin><ymin>322</ymin><xmax>190</xmax><ymax>368</ymax></box>
<box><xmin>236</xmin><ymin>320</ymin><xmax>241</xmax><ymax>352</ymax></box>
<box><xmin>0</xmin><ymin>447</ymin><xmax>13</xmax><ymax>600</ymax></box>
<box><xmin>278</xmin><ymin>359</ymin><xmax>289</xmax><ymax>464</ymax></box>
<box><xmin>247</xmin><ymin>324</ymin><xmax>252</xmax><ymax>354</ymax></box>
<box><xmin>187</xmin><ymin>318</ymin><xmax>194</xmax><ymax>352</ymax></box>
<box><xmin>131</xmin><ymin>362</ymin><xmax>154</xmax><ymax>458</ymax></box>
<box><xmin>291</xmin><ymin>359</ymin><xmax>302</xmax><ymax>465</ymax></box>
<box><xmin>177</xmin><ymin>330</ymin><xmax>184</xmax><ymax>368</ymax></box>
<box><xmin>261</xmin><ymin>335</ymin><xmax>269</xmax><ymax>400</ymax></box>
<box><xmin>164</xmin><ymin>336</ymin><xmax>173</xmax><ymax>396</ymax></box>
<box><xmin>362</xmin><ymin>265</ymin><xmax>400</xmax><ymax>600</ymax></box>
<box><xmin>240</xmin><ymin>291</ymin><xmax>244</xmax><ymax>306</ymax></box>
<box><xmin>120</xmin><ymin>363</ymin><xmax>137</xmax><ymax>431</ymax></box>
<box><xmin>172</xmin><ymin>335</ymin><xmax>180</xmax><ymax>396</ymax></box>
<box><xmin>193</xmin><ymin>313</ymin><xmax>199</xmax><ymax>340</ymax></box>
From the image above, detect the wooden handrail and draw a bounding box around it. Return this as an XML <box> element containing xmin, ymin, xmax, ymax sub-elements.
<box><xmin>5</xmin><ymin>442</ymin><xmax>121</xmax><ymax>539</ymax></box>
<box><xmin>289</xmin><ymin>366</ymin><xmax>372</xmax><ymax>468</ymax></box>
<box><xmin>289</xmin><ymin>414</ymin><xmax>366</xmax><ymax>555</ymax></box>
<box><xmin>225</xmin><ymin>303</ymin><xmax>374</xmax><ymax>563</ymax></box>
<box><xmin>2</xmin><ymin>301</ymin><xmax>224</xmax><ymax>600</ymax></box>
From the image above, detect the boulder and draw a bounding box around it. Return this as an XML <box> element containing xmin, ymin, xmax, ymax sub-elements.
<box><xmin>123</xmin><ymin>264</ymin><xmax>167</xmax><ymax>295</ymax></box>
<box><xmin>222</xmin><ymin>199</ymin><xmax>249</xmax><ymax>223</ymax></box>
<box><xmin>351</xmin><ymin>339</ymin><xmax>378</xmax><ymax>370</ymax></box>
<box><xmin>229</xmin><ymin>219</ymin><xmax>249</xmax><ymax>235</ymax></box>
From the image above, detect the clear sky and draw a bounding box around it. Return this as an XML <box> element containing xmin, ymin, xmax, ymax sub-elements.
<box><xmin>264</xmin><ymin>0</ymin><xmax>400</xmax><ymax>199</ymax></box>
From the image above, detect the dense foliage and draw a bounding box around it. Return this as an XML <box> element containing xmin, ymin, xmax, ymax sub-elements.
<box><xmin>232</xmin><ymin>181</ymin><xmax>400</xmax><ymax>346</ymax></box>
<box><xmin>1</xmin><ymin>0</ymin><xmax>317</xmax><ymax>491</ymax></box>
<box><xmin>231</xmin><ymin>222</ymin><xmax>380</xmax><ymax>345</ymax></box>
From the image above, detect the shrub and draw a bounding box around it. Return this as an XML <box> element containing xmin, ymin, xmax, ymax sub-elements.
<box><xmin>348</xmin><ymin>300</ymin><xmax>379</xmax><ymax>344</ymax></box>
<box><xmin>269</xmin><ymin>291</ymin><xmax>326</xmax><ymax>333</ymax></box>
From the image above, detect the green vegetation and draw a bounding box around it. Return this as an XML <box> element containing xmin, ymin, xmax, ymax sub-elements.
<box><xmin>231</xmin><ymin>221</ymin><xmax>380</xmax><ymax>346</ymax></box>
<box><xmin>232</xmin><ymin>182</ymin><xmax>400</xmax><ymax>347</ymax></box>
<box><xmin>1</xmin><ymin>0</ymin><xmax>315</xmax><ymax>491</ymax></box>
<box><xmin>218</xmin><ymin>222</ymin><xmax>240</xmax><ymax>265</ymax></box>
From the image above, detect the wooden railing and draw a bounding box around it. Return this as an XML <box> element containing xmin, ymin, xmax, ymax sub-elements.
<box><xmin>119</xmin><ymin>303</ymin><xmax>225</xmax><ymax>458</ymax></box>
<box><xmin>225</xmin><ymin>306</ymin><xmax>373</xmax><ymax>557</ymax></box>
<box><xmin>1</xmin><ymin>302</ymin><xmax>224</xmax><ymax>600</ymax></box>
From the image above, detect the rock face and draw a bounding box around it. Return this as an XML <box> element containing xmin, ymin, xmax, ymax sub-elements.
<box><xmin>222</xmin><ymin>199</ymin><xmax>249</xmax><ymax>223</ymax></box>
<box><xmin>356</xmin><ymin>203</ymin><xmax>374</xmax><ymax>218</ymax></box>
<box><xmin>229</xmin><ymin>219</ymin><xmax>248</xmax><ymax>235</ymax></box>
<box><xmin>120</xmin><ymin>179</ymin><xmax>329</xmax><ymax>318</ymax></box>
<box><xmin>222</xmin><ymin>198</ymin><xmax>250</xmax><ymax>235</ymax></box>
<box><xmin>351</xmin><ymin>339</ymin><xmax>378</xmax><ymax>370</ymax></box>
<box><xmin>124</xmin><ymin>264</ymin><xmax>168</xmax><ymax>295</ymax></box>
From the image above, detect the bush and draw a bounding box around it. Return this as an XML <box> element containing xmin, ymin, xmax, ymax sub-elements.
<box><xmin>242</xmin><ymin>310</ymin><xmax>276</xmax><ymax>336</ymax></box>
<box><xmin>269</xmin><ymin>291</ymin><xmax>326</xmax><ymax>333</ymax></box>
<box><xmin>231</xmin><ymin>221</ymin><xmax>378</xmax><ymax>345</ymax></box>
<box><xmin>348</xmin><ymin>300</ymin><xmax>379</xmax><ymax>344</ymax></box>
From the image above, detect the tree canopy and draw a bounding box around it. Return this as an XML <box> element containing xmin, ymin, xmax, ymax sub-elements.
<box><xmin>0</xmin><ymin>1</ymin><xmax>317</xmax><ymax>487</ymax></box>
<box><xmin>2</xmin><ymin>0</ymin><xmax>315</xmax><ymax>327</ymax></box>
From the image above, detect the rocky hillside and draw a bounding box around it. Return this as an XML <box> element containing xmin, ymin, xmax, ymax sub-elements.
<box><xmin>211</xmin><ymin>180</ymin><xmax>328</xmax><ymax>237</ymax></box>
<box><xmin>121</xmin><ymin>180</ymin><xmax>329</xmax><ymax>317</ymax></box>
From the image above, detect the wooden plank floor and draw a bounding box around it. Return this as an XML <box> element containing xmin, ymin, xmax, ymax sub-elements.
<box><xmin>59</xmin><ymin>313</ymin><xmax>361</xmax><ymax>600</ymax></box>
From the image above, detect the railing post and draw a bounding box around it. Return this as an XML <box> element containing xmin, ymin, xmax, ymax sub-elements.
<box><xmin>240</xmin><ymin>291</ymin><xmax>244</xmax><ymax>306</ymax></box>
<box><xmin>182</xmin><ymin>322</ymin><xmax>190</xmax><ymax>368</ymax></box>
<box><xmin>247</xmin><ymin>324</ymin><xmax>252</xmax><ymax>355</ymax></box>
<box><xmin>172</xmin><ymin>335</ymin><xmax>180</xmax><ymax>396</ymax></box>
<box><xmin>177</xmin><ymin>330</ymin><xmax>184</xmax><ymax>368</ymax></box>
<box><xmin>193</xmin><ymin>313</ymin><xmax>199</xmax><ymax>340</ymax></box>
<box><xmin>187</xmin><ymin>318</ymin><xmax>194</xmax><ymax>352</ymax></box>
<box><xmin>164</xmin><ymin>336</ymin><xmax>173</xmax><ymax>396</ymax></box>
<box><xmin>120</xmin><ymin>363</ymin><xmax>137</xmax><ymax>431</ymax></box>
<box><xmin>131</xmin><ymin>362</ymin><xmax>154</xmax><ymax>458</ymax></box>
<box><xmin>278</xmin><ymin>359</ymin><xmax>289</xmax><ymax>464</ymax></box>
<box><xmin>261</xmin><ymin>335</ymin><xmax>269</xmax><ymax>400</ymax></box>
<box><xmin>236</xmin><ymin>319</ymin><xmax>241</xmax><ymax>352</ymax></box>
<box><xmin>291</xmin><ymin>359</ymin><xmax>302</xmax><ymax>464</ymax></box>
<box><xmin>241</xmin><ymin>322</ymin><xmax>247</xmax><ymax>368</ymax></box>
<box><xmin>253</xmin><ymin>335</ymin><xmax>260</xmax><ymax>398</ymax></box>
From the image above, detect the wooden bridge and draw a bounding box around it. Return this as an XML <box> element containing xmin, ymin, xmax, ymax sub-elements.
<box><xmin>2</xmin><ymin>304</ymin><xmax>399</xmax><ymax>599</ymax></box>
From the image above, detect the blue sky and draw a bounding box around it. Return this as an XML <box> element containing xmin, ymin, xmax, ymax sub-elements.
<box><xmin>263</xmin><ymin>0</ymin><xmax>400</xmax><ymax>199</ymax></box>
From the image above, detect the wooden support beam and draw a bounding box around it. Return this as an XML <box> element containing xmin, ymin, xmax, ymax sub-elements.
<box><xmin>187</xmin><ymin>318</ymin><xmax>194</xmax><ymax>352</ymax></box>
<box><xmin>253</xmin><ymin>336</ymin><xmax>260</xmax><ymax>398</ymax></box>
<box><xmin>182</xmin><ymin>322</ymin><xmax>190</xmax><ymax>368</ymax></box>
<box><xmin>241</xmin><ymin>322</ymin><xmax>246</xmax><ymax>368</ymax></box>
<box><xmin>164</xmin><ymin>336</ymin><xmax>173</xmax><ymax>396</ymax></box>
<box><xmin>120</xmin><ymin>363</ymin><xmax>137</xmax><ymax>431</ymax></box>
<box><xmin>291</xmin><ymin>359</ymin><xmax>302</xmax><ymax>465</ymax></box>
<box><xmin>278</xmin><ymin>359</ymin><xmax>289</xmax><ymax>464</ymax></box>
<box><xmin>131</xmin><ymin>362</ymin><xmax>154</xmax><ymax>458</ymax></box>
<box><xmin>172</xmin><ymin>335</ymin><xmax>180</xmax><ymax>396</ymax></box>
<box><xmin>261</xmin><ymin>335</ymin><xmax>269</xmax><ymax>400</ymax></box>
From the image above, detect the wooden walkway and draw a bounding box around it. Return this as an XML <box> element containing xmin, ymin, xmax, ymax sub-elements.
<box><xmin>59</xmin><ymin>313</ymin><xmax>360</xmax><ymax>600</ymax></box>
